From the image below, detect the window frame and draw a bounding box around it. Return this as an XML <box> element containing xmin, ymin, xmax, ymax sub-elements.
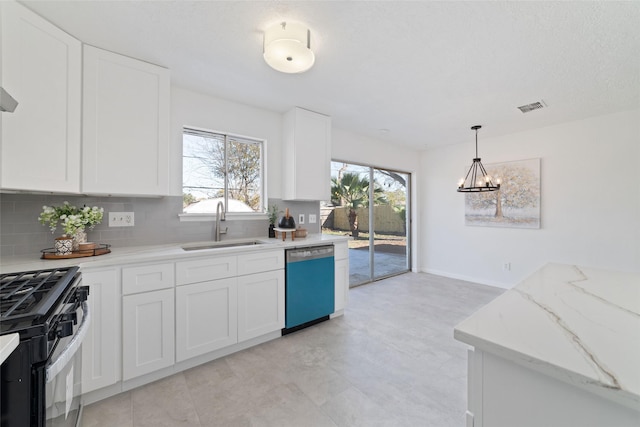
<box><xmin>179</xmin><ymin>126</ymin><xmax>267</xmax><ymax>222</ymax></box>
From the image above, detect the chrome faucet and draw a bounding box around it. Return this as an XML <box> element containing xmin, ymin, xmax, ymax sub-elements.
<box><xmin>215</xmin><ymin>201</ymin><xmax>227</xmax><ymax>241</ymax></box>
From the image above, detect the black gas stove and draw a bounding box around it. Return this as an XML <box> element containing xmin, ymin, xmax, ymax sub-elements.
<box><xmin>1</xmin><ymin>266</ymin><xmax>89</xmax><ymax>427</ymax></box>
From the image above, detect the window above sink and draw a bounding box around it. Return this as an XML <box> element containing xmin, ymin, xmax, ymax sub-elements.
<box><xmin>181</xmin><ymin>127</ymin><xmax>266</xmax><ymax>220</ymax></box>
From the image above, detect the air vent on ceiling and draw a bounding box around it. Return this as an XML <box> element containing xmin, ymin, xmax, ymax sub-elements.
<box><xmin>517</xmin><ymin>100</ymin><xmax>546</xmax><ymax>113</ymax></box>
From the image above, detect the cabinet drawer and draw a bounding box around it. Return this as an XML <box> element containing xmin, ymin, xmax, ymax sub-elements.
<box><xmin>238</xmin><ymin>250</ymin><xmax>284</xmax><ymax>276</ymax></box>
<box><xmin>334</xmin><ymin>242</ymin><xmax>349</xmax><ymax>260</ymax></box>
<box><xmin>176</xmin><ymin>256</ymin><xmax>237</xmax><ymax>285</ymax></box>
<box><xmin>122</xmin><ymin>263</ymin><xmax>174</xmax><ymax>295</ymax></box>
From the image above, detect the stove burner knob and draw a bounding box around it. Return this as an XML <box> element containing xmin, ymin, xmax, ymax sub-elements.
<box><xmin>62</xmin><ymin>312</ymin><xmax>77</xmax><ymax>324</ymax></box>
<box><xmin>76</xmin><ymin>286</ymin><xmax>90</xmax><ymax>302</ymax></box>
<box><xmin>56</xmin><ymin>320</ymin><xmax>74</xmax><ymax>338</ymax></box>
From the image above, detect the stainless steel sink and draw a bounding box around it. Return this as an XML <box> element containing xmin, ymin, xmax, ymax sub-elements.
<box><xmin>181</xmin><ymin>240</ymin><xmax>266</xmax><ymax>251</ymax></box>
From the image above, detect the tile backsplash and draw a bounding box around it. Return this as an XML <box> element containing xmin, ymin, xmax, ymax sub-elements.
<box><xmin>0</xmin><ymin>194</ymin><xmax>320</xmax><ymax>257</ymax></box>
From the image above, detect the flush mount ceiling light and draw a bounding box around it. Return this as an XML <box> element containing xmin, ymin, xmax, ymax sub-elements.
<box><xmin>263</xmin><ymin>21</ymin><xmax>315</xmax><ymax>73</ymax></box>
<box><xmin>457</xmin><ymin>125</ymin><xmax>500</xmax><ymax>193</ymax></box>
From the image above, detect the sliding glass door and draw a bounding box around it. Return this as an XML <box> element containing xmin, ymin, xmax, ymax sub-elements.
<box><xmin>324</xmin><ymin>161</ymin><xmax>410</xmax><ymax>286</ymax></box>
<box><xmin>372</xmin><ymin>168</ymin><xmax>410</xmax><ymax>281</ymax></box>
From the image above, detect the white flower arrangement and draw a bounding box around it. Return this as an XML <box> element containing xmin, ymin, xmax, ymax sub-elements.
<box><xmin>39</xmin><ymin>202</ymin><xmax>104</xmax><ymax>236</ymax></box>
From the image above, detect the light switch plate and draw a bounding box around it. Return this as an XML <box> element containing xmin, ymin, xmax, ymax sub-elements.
<box><xmin>298</xmin><ymin>214</ymin><xmax>305</xmax><ymax>224</ymax></box>
<box><xmin>109</xmin><ymin>212</ymin><xmax>135</xmax><ymax>227</ymax></box>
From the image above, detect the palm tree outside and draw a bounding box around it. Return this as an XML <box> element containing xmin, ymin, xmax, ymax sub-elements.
<box><xmin>331</xmin><ymin>172</ymin><xmax>386</xmax><ymax>239</ymax></box>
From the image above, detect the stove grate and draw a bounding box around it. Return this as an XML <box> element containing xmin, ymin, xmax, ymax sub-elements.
<box><xmin>0</xmin><ymin>267</ymin><xmax>79</xmax><ymax>323</ymax></box>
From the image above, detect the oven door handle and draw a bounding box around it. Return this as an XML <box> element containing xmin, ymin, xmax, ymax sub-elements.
<box><xmin>46</xmin><ymin>301</ymin><xmax>91</xmax><ymax>383</ymax></box>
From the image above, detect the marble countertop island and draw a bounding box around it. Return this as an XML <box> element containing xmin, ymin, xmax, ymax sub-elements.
<box><xmin>454</xmin><ymin>263</ymin><xmax>640</xmax><ymax>411</ymax></box>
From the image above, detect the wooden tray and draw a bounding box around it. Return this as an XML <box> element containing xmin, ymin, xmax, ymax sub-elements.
<box><xmin>41</xmin><ymin>244</ymin><xmax>111</xmax><ymax>259</ymax></box>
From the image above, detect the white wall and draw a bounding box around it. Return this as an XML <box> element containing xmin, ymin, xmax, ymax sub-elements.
<box><xmin>333</xmin><ymin>128</ymin><xmax>422</xmax><ymax>272</ymax></box>
<box><xmin>420</xmin><ymin>109</ymin><xmax>640</xmax><ymax>288</ymax></box>
<box><xmin>170</xmin><ymin>86</ymin><xmax>283</xmax><ymax>198</ymax></box>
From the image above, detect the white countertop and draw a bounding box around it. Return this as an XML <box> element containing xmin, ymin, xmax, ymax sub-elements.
<box><xmin>0</xmin><ymin>233</ymin><xmax>350</xmax><ymax>273</ymax></box>
<box><xmin>0</xmin><ymin>333</ymin><xmax>19</xmax><ymax>365</ymax></box>
<box><xmin>454</xmin><ymin>263</ymin><xmax>640</xmax><ymax>411</ymax></box>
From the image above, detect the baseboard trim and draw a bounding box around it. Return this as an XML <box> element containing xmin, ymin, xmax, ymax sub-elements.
<box><xmin>421</xmin><ymin>268</ymin><xmax>511</xmax><ymax>290</ymax></box>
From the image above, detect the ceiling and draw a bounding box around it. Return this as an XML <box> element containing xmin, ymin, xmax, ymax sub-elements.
<box><xmin>18</xmin><ymin>1</ymin><xmax>640</xmax><ymax>151</ymax></box>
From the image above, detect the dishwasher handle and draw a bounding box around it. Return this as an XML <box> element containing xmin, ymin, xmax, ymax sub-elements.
<box><xmin>286</xmin><ymin>245</ymin><xmax>334</xmax><ymax>263</ymax></box>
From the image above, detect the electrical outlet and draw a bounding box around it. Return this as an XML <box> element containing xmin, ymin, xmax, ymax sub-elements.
<box><xmin>298</xmin><ymin>214</ymin><xmax>305</xmax><ymax>225</ymax></box>
<box><xmin>109</xmin><ymin>212</ymin><xmax>135</xmax><ymax>227</ymax></box>
<box><xmin>503</xmin><ymin>262</ymin><xmax>511</xmax><ymax>271</ymax></box>
<box><xmin>309</xmin><ymin>214</ymin><xmax>317</xmax><ymax>224</ymax></box>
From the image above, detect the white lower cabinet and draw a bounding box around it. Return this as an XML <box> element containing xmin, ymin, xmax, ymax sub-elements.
<box><xmin>122</xmin><ymin>288</ymin><xmax>175</xmax><ymax>381</ymax></box>
<box><xmin>334</xmin><ymin>259</ymin><xmax>349</xmax><ymax>312</ymax></box>
<box><xmin>81</xmin><ymin>247</ymin><xmax>304</xmax><ymax>400</ymax></box>
<box><xmin>121</xmin><ymin>262</ymin><xmax>175</xmax><ymax>381</ymax></box>
<box><xmin>175</xmin><ymin>250</ymin><xmax>284</xmax><ymax>360</ymax></box>
<box><xmin>81</xmin><ymin>268</ymin><xmax>121</xmax><ymax>394</ymax></box>
<box><xmin>176</xmin><ymin>278</ymin><xmax>238</xmax><ymax>362</ymax></box>
<box><xmin>333</xmin><ymin>241</ymin><xmax>349</xmax><ymax>312</ymax></box>
<box><xmin>237</xmin><ymin>270</ymin><xmax>285</xmax><ymax>342</ymax></box>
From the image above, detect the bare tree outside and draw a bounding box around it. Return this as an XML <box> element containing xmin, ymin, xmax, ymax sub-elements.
<box><xmin>225</xmin><ymin>139</ymin><xmax>261</xmax><ymax>209</ymax></box>
<box><xmin>183</xmin><ymin>132</ymin><xmax>262</xmax><ymax>212</ymax></box>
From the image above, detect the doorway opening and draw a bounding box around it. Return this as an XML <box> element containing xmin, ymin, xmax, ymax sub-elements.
<box><xmin>322</xmin><ymin>161</ymin><xmax>411</xmax><ymax>287</ymax></box>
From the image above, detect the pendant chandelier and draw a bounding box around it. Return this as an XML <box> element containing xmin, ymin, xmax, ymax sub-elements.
<box><xmin>457</xmin><ymin>125</ymin><xmax>500</xmax><ymax>193</ymax></box>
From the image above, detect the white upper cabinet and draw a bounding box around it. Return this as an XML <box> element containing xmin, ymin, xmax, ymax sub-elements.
<box><xmin>0</xmin><ymin>1</ymin><xmax>81</xmax><ymax>192</ymax></box>
<box><xmin>282</xmin><ymin>107</ymin><xmax>331</xmax><ymax>201</ymax></box>
<box><xmin>82</xmin><ymin>45</ymin><xmax>170</xmax><ymax>196</ymax></box>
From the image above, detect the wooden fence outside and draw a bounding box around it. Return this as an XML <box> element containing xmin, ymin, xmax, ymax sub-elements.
<box><xmin>323</xmin><ymin>205</ymin><xmax>405</xmax><ymax>234</ymax></box>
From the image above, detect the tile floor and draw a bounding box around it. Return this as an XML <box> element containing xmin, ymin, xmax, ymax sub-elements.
<box><xmin>82</xmin><ymin>272</ymin><xmax>503</xmax><ymax>427</ymax></box>
<box><xmin>348</xmin><ymin>249</ymin><xmax>408</xmax><ymax>285</ymax></box>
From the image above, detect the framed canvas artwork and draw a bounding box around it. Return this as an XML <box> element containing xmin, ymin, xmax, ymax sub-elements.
<box><xmin>465</xmin><ymin>158</ymin><xmax>541</xmax><ymax>228</ymax></box>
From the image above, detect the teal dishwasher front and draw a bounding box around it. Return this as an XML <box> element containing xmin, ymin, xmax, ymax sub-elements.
<box><xmin>284</xmin><ymin>245</ymin><xmax>335</xmax><ymax>333</ymax></box>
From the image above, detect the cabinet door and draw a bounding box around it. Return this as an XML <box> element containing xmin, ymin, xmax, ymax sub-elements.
<box><xmin>334</xmin><ymin>258</ymin><xmax>349</xmax><ymax>312</ymax></box>
<box><xmin>82</xmin><ymin>45</ymin><xmax>169</xmax><ymax>196</ymax></box>
<box><xmin>1</xmin><ymin>1</ymin><xmax>81</xmax><ymax>192</ymax></box>
<box><xmin>81</xmin><ymin>269</ymin><xmax>121</xmax><ymax>393</ymax></box>
<box><xmin>175</xmin><ymin>278</ymin><xmax>238</xmax><ymax>362</ymax></box>
<box><xmin>282</xmin><ymin>107</ymin><xmax>331</xmax><ymax>200</ymax></box>
<box><xmin>237</xmin><ymin>270</ymin><xmax>285</xmax><ymax>342</ymax></box>
<box><xmin>122</xmin><ymin>288</ymin><xmax>175</xmax><ymax>380</ymax></box>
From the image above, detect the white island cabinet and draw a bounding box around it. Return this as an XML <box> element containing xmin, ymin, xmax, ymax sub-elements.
<box><xmin>282</xmin><ymin>107</ymin><xmax>331</xmax><ymax>201</ymax></box>
<box><xmin>1</xmin><ymin>1</ymin><xmax>81</xmax><ymax>193</ymax></box>
<box><xmin>455</xmin><ymin>264</ymin><xmax>640</xmax><ymax>427</ymax></box>
<box><xmin>121</xmin><ymin>263</ymin><xmax>175</xmax><ymax>381</ymax></box>
<box><xmin>82</xmin><ymin>45</ymin><xmax>170</xmax><ymax>196</ymax></box>
<box><xmin>81</xmin><ymin>268</ymin><xmax>121</xmax><ymax>394</ymax></box>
